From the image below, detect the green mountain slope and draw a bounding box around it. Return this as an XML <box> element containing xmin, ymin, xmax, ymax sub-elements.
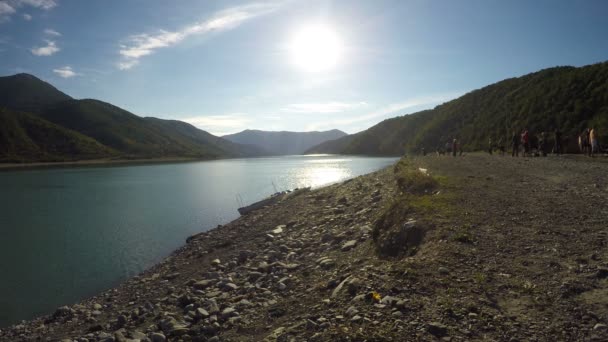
<box><xmin>222</xmin><ymin>129</ymin><xmax>347</xmax><ymax>155</ymax></box>
<box><xmin>0</xmin><ymin>74</ymin><xmax>72</xmax><ymax>114</ymax></box>
<box><xmin>307</xmin><ymin>61</ymin><xmax>608</xmax><ymax>155</ymax></box>
<box><xmin>0</xmin><ymin>108</ymin><xmax>115</xmax><ymax>162</ymax></box>
<box><xmin>0</xmin><ymin>74</ymin><xmax>266</xmax><ymax>162</ymax></box>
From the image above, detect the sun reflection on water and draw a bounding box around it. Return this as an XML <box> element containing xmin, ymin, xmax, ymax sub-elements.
<box><xmin>299</xmin><ymin>165</ymin><xmax>352</xmax><ymax>188</ymax></box>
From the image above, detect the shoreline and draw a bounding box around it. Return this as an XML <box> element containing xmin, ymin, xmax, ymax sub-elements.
<box><xmin>0</xmin><ymin>157</ymin><xmax>210</xmax><ymax>172</ymax></box>
<box><xmin>3</xmin><ymin>155</ymin><xmax>608</xmax><ymax>341</ymax></box>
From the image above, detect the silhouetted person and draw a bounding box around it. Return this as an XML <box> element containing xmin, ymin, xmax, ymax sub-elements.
<box><xmin>590</xmin><ymin>127</ymin><xmax>598</xmax><ymax>157</ymax></box>
<box><xmin>521</xmin><ymin>129</ymin><xmax>530</xmax><ymax>157</ymax></box>
<box><xmin>497</xmin><ymin>137</ymin><xmax>505</xmax><ymax>156</ymax></box>
<box><xmin>553</xmin><ymin>129</ymin><xmax>562</xmax><ymax>155</ymax></box>
<box><xmin>581</xmin><ymin>129</ymin><xmax>591</xmax><ymax>156</ymax></box>
<box><xmin>452</xmin><ymin>139</ymin><xmax>458</xmax><ymax>157</ymax></box>
<box><xmin>539</xmin><ymin>132</ymin><xmax>547</xmax><ymax>157</ymax></box>
<box><xmin>488</xmin><ymin>138</ymin><xmax>493</xmax><ymax>155</ymax></box>
<box><xmin>511</xmin><ymin>132</ymin><xmax>519</xmax><ymax>157</ymax></box>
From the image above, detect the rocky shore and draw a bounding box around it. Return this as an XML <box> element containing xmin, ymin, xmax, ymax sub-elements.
<box><xmin>2</xmin><ymin>154</ymin><xmax>608</xmax><ymax>341</ymax></box>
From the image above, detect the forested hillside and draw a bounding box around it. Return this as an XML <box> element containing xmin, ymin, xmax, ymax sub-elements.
<box><xmin>308</xmin><ymin>61</ymin><xmax>608</xmax><ymax>155</ymax></box>
<box><xmin>0</xmin><ymin>74</ymin><xmax>265</xmax><ymax>162</ymax></box>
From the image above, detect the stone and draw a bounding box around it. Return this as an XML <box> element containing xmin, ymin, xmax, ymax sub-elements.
<box><xmin>196</xmin><ymin>308</ymin><xmax>210</xmax><ymax>318</ymax></box>
<box><xmin>116</xmin><ymin>314</ymin><xmax>127</xmax><ymax>327</ymax></box>
<box><xmin>272</xmin><ymin>225</ymin><xmax>285</xmax><ymax>234</ymax></box>
<box><xmin>221</xmin><ymin>307</ymin><xmax>238</xmax><ymax>319</ymax></box>
<box><xmin>193</xmin><ymin>280</ymin><xmax>213</xmax><ymax>290</ymax></box>
<box><xmin>341</xmin><ymin>240</ymin><xmax>358</xmax><ymax>252</ymax></box>
<box><xmin>93</xmin><ymin>303</ymin><xmax>103</xmax><ymax>310</ymax></box>
<box><xmin>223</xmin><ymin>283</ymin><xmax>238</xmax><ymax>292</ymax></box>
<box><xmin>594</xmin><ymin>323</ymin><xmax>607</xmax><ymax>330</ymax></box>
<box><xmin>346</xmin><ymin>306</ymin><xmax>359</xmax><ymax>317</ymax></box>
<box><xmin>150</xmin><ymin>333</ymin><xmax>166</xmax><ymax>342</ymax></box>
<box><xmin>438</xmin><ymin>267</ymin><xmax>450</xmax><ymax>275</ymax></box>
<box><xmin>351</xmin><ymin>315</ymin><xmax>362</xmax><ymax>323</ymax></box>
<box><xmin>427</xmin><ymin>322</ymin><xmax>448</xmax><ymax>337</ymax></box>
<box><xmin>211</xmin><ymin>259</ymin><xmax>221</xmax><ymax>266</ymax></box>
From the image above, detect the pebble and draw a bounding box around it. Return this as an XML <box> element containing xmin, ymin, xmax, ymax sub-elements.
<box><xmin>341</xmin><ymin>240</ymin><xmax>358</xmax><ymax>251</ymax></box>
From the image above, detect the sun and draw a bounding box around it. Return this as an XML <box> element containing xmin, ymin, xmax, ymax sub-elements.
<box><xmin>288</xmin><ymin>24</ymin><xmax>343</xmax><ymax>72</ymax></box>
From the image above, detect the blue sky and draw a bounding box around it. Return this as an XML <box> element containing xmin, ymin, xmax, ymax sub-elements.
<box><xmin>1</xmin><ymin>0</ymin><xmax>607</xmax><ymax>135</ymax></box>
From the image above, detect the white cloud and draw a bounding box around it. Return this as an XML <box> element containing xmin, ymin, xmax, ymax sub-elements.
<box><xmin>0</xmin><ymin>2</ymin><xmax>16</xmax><ymax>22</ymax></box>
<box><xmin>117</xmin><ymin>2</ymin><xmax>283</xmax><ymax>70</ymax></box>
<box><xmin>31</xmin><ymin>39</ymin><xmax>59</xmax><ymax>56</ymax></box>
<box><xmin>1</xmin><ymin>0</ymin><xmax>56</xmax><ymax>22</ymax></box>
<box><xmin>53</xmin><ymin>66</ymin><xmax>80</xmax><ymax>78</ymax></box>
<box><xmin>44</xmin><ymin>28</ymin><xmax>61</xmax><ymax>36</ymax></box>
<box><xmin>12</xmin><ymin>0</ymin><xmax>56</xmax><ymax>10</ymax></box>
<box><xmin>282</xmin><ymin>101</ymin><xmax>367</xmax><ymax>113</ymax></box>
<box><xmin>182</xmin><ymin>114</ymin><xmax>252</xmax><ymax>136</ymax></box>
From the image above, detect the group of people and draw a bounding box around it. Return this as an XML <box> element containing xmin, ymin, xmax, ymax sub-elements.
<box><xmin>578</xmin><ymin>128</ymin><xmax>600</xmax><ymax>156</ymax></box>
<box><xmin>487</xmin><ymin>127</ymin><xmax>601</xmax><ymax>157</ymax></box>
<box><xmin>431</xmin><ymin>138</ymin><xmax>463</xmax><ymax>156</ymax></box>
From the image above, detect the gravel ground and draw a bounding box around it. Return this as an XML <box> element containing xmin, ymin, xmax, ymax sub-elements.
<box><xmin>2</xmin><ymin>153</ymin><xmax>608</xmax><ymax>342</ymax></box>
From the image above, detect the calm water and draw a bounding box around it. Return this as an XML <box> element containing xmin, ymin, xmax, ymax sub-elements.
<box><xmin>0</xmin><ymin>155</ymin><xmax>396</xmax><ymax>327</ymax></box>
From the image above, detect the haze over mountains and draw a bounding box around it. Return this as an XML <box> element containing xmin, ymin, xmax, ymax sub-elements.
<box><xmin>307</xmin><ymin>61</ymin><xmax>608</xmax><ymax>155</ymax></box>
<box><xmin>223</xmin><ymin>129</ymin><xmax>347</xmax><ymax>155</ymax></box>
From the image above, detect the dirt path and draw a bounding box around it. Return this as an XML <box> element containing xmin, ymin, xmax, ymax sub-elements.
<box><xmin>2</xmin><ymin>154</ymin><xmax>607</xmax><ymax>342</ymax></box>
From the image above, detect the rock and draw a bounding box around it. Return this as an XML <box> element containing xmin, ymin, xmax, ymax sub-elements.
<box><xmin>93</xmin><ymin>303</ymin><xmax>103</xmax><ymax>310</ymax></box>
<box><xmin>211</xmin><ymin>259</ymin><xmax>221</xmax><ymax>266</ymax></box>
<box><xmin>116</xmin><ymin>314</ymin><xmax>127</xmax><ymax>327</ymax></box>
<box><xmin>341</xmin><ymin>240</ymin><xmax>357</xmax><ymax>252</ymax></box>
<box><xmin>374</xmin><ymin>219</ymin><xmax>426</xmax><ymax>257</ymax></box>
<box><xmin>221</xmin><ymin>307</ymin><xmax>238</xmax><ymax>319</ymax></box>
<box><xmin>427</xmin><ymin>322</ymin><xmax>448</xmax><ymax>337</ymax></box>
<box><xmin>222</xmin><ymin>283</ymin><xmax>238</xmax><ymax>292</ymax></box>
<box><xmin>351</xmin><ymin>315</ymin><xmax>362</xmax><ymax>323</ymax></box>
<box><xmin>150</xmin><ymin>333</ymin><xmax>166</xmax><ymax>342</ymax></box>
<box><xmin>438</xmin><ymin>267</ymin><xmax>450</xmax><ymax>275</ymax></box>
<box><xmin>193</xmin><ymin>279</ymin><xmax>214</xmax><ymax>290</ymax></box>
<box><xmin>596</xmin><ymin>268</ymin><xmax>608</xmax><ymax>279</ymax></box>
<box><xmin>331</xmin><ymin>276</ymin><xmax>353</xmax><ymax>298</ymax></box>
<box><xmin>594</xmin><ymin>323</ymin><xmax>607</xmax><ymax>330</ymax></box>
<box><xmin>278</xmin><ymin>282</ymin><xmax>287</xmax><ymax>291</ymax></box>
<box><xmin>196</xmin><ymin>308</ymin><xmax>210</xmax><ymax>318</ymax></box>
<box><xmin>346</xmin><ymin>306</ymin><xmax>359</xmax><ymax>317</ymax></box>
<box><xmin>272</xmin><ymin>225</ymin><xmax>285</xmax><ymax>234</ymax></box>
<box><xmin>53</xmin><ymin>306</ymin><xmax>74</xmax><ymax>319</ymax></box>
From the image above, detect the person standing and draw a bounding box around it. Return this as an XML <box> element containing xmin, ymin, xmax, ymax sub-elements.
<box><xmin>488</xmin><ymin>138</ymin><xmax>493</xmax><ymax>155</ymax></box>
<box><xmin>590</xmin><ymin>127</ymin><xmax>598</xmax><ymax>157</ymax></box>
<box><xmin>554</xmin><ymin>129</ymin><xmax>562</xmax><ymax>155</ymax></box>
<box><xmin>582</xmin><ymin>129</ymin><xmax>591</xmax><ymax>156</ymax></box>
<box><xmin>539</xmin><ymin>132</ymin><xmax>547</xmax><ymax>157</ymax></box>
<box><xmin>511</xmin><ymin>132</ymin><xmax>520</xmax><ymax>157</ymax></box>
<box><xmin>522</xmin><ymin>129</ymin><xmax>530</xmax><ymax>157</ymax></box>
<box><xmin>452</xmin><ymin>138</ymin><xmax>458</xmax><ymax>157</ymax></box>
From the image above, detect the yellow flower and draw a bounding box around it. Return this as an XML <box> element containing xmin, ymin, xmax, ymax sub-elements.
<box><xmin>372</xmin><ymin>292</ymin><xmax>381</xmax><ymax>301</ymax></box>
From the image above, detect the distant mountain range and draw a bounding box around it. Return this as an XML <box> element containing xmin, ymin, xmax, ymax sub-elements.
<box><xmin>0</xmin><ymin>74</ymin><xmax>266</xmax><ymax>163</ymax></box>
<box><xmin>222</xmin><ymin>129</ymin><xmax>347</xmax><ymax>155</ymax></box>
<box><xmin>307</xmin><ymin>61</ymin><xmax>608</xmax><ymax>155</ymax></box>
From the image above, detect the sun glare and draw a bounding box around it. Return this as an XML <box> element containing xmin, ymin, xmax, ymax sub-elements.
<box><xmin>289</xmin><ymin>24</ymin><xmax>343</xmax><ymax>72</ymax></box>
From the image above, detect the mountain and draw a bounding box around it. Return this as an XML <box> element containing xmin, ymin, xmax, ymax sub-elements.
<box><xmin>0</xmin><ymin>108</ymin><xmax>114</xmax><ymax>162</ymax></box>
<box><xmin>307</xmin><ymin>61</ymin><xmax>608</xmax><ymax>155</ymax></box>
<box><xmin>222</xmin><ymin>129</ymin><xmax>347</xmax><ymax>155</ymax></box>
<box><xmin>0</xmin><ymin>73</ymin><xmax>72</xmax><ymax>114</ymax></box>
<box><xmin>0</xmin><ymin>74</ymin><xmax>265</xmax><ymax>163</ymax></box>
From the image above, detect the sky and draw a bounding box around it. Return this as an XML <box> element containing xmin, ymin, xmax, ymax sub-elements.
<box><xmin>1</xmin><ymin>0</ymin><xmax>607</xmax><ymax>135</ymax></box>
